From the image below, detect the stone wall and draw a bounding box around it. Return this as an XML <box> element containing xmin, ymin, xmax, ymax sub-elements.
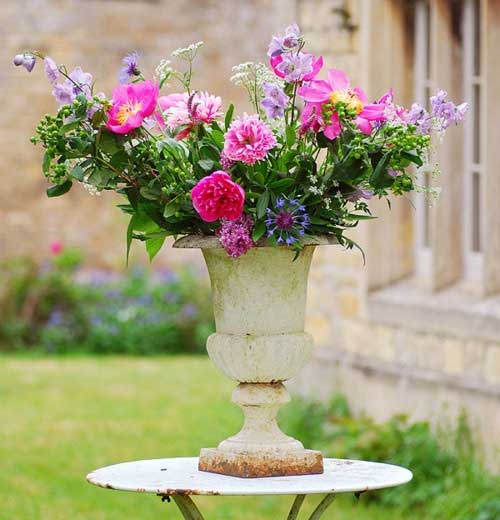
<box><xmin>1</xmin><ymin>0</ymin><xmax>277</xmax><ymax>268</ymax></box>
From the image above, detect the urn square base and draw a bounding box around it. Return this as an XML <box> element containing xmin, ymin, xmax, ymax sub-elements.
<box><xmin>198</xmin><ymin>448</ymin><xmax>324</xmax><ymax>478</ymax></box>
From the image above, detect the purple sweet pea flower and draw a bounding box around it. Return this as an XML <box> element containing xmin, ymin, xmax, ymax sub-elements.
<box><xmin>267</xmin><ymin>23</ymin><xmax>301</xmax><ymax>57</ymax></box>
<box><xmin>260</xmin><ymin>82</ymin><xmax>289</xmax><ymax>119</ymax></box>
<box><xmin>276</xmin><ymin>52</ymin><xmax>313</xmax><ymax>83</ymax></box>
<box><xmin>44</xmin><ymin>56</ymin><xmax>59</xmax><ymax>83</ymax></box>
<box><xmin>119</xmin><ymin>52</ymin><xmax>140</xmax><ymax>84</ymax></box>
<box><xmin>347</xmin><ymin>188</ymin><xmax>374</xmax><ymax>202</ymax></box>
<box><xmin>52</xmin><ymin>66</ymin><xmax>93</xmax><ymax>105</ymax></box>
<box><xmin>430</xmin><ymin>90</ymin><xmax>469</xmax><ymax>131</ymax></box>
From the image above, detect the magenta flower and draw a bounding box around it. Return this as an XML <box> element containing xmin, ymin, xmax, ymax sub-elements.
<box><xmin>106</xmin><ymin>80</ymin><xmax>159</xmax><ymax>135</ymax></box>
<box><xmin>50</xmin><ymin>240</ymin><xmax>63</xmax><ymax>255</ymax></box>
<box><xmin>298</xmin><ymin>69</ymin><xmax>385</xmax><ymax>139</ymax></box>
<box><xmin>270</xmin><ymin>54</ymin><xmax>323</xmax><ymax>83</ymax></box>
<box><xmin>191</xmin><ymin>171</ymin><xmax>245</xmax><ymax>222</ymax></box>
<box><xmin>158</xmin><ymin>91</ymin><xmax>222</xmax><ymax>139</ymax></box>
<box><xmin>217</xmin><ymin>215</ymin><xmax>255</xmax><ymax>258</ymax></box>
<box><xmin>223</xmin><ymin>113</ymin><xmax>276</xmax><ymax>165</ymax></box>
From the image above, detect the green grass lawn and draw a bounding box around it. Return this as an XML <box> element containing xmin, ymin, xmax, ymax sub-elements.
<box><xmin>0</xmin><ymin>356</ymin><xmax>411</xmax><ymax>519</ymax></box>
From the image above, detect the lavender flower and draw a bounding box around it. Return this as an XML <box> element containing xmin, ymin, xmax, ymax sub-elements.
<box><xmin>52</xmin><ymin>66</ymin><xmax>93</xmax><ymax>105</ymax></box>
<box><xmin>275</xmin><ymin>52</ymin><xmax>313</xmax><ymax>83</ymax></box>
<box><xmin>407</xmin><ymin>103</ymin><xmax>433</xmax><ymax>135</ymax></box>
<box><xmin>217</xmin><ymin>215</ymin><xmax>255</xmax><ymax>258</ymax></box>
<box><xmin>265</xmin><ymin>198</ymin><xmax>309</xmax><ymax>245</ymax></box>
<box><xmin>13</xmin><ymin>53</ymin><xmax>36</xmax><ymax>72</ymax></box>
<box><xmin>430</xmin><ymin>90</ymin><xmax>469</xmax><ymax>131</ymax></box>
<box><xmin>261</xmin><ymin>82</ymin><xmax>288</xmax><ymax>119</ymax></box>
<box><xmin>44</xmin><ymin>56</ymin><xmax>59</xmax><ymax>83</ymax></box>
<box><xmin>119</xmin><ymin>52</ymin><xmax>140</xmax><ymax>84</ymax></box>
<box><xmin>267</xmin><ymin>23</ymin><xmax>301</xmax><ymax>57</ymax></box>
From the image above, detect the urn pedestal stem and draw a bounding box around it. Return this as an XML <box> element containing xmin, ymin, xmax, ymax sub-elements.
<box><xmin>173</xmin><ymin>236</ymin><xmax>332</xmax><ymax>478</ymax></box>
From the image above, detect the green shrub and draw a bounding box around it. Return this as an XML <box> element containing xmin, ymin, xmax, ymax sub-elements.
<box><xmin>0</xmin><ymin>250</ymin><xmax>214</xmax><ymax>355</ymax></box>
<box><xmin>280</xmin><ymin>395</ymin><xmax>500</xmax><ymax>519</ymax></box>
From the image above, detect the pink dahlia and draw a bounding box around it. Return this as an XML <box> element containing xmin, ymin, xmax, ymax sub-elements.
<box><xmin>107</xmin><ymin>80</ymin><xmax>159</xmax><ymax>134</ymax></box>
<box><xmin>223</xmin><ymin>113</ymin><xmax>276</xmax><ymax>165</ymax></box>
<box><xmin>298</xmin><ymin>69</ymin><xmax>386</xmax><ymax>139</ymax></box>
<box><xmin>158</xmin><ymin>91</ymin><xmax>222</xmax><ymax>139</ymax></box>
<box><xmin>191</xmin><ymin>171</ymin><xmax>245</xmax><ymax>222</ymax></box>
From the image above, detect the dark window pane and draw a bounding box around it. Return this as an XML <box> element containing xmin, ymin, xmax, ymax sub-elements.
<box><xmin>473</xmin><ymin>84</ymin><xmax>481</xmax><ymax>164</ymax></box>
<box><xmin>474</xmin><ymin>0</ymin><xmax>481</xmax><ymax>75</ymax></box>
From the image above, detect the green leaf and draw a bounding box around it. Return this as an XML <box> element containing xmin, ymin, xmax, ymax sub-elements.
<box><xmin>256</xmin><ymin>191</ymin><xmax>270</xmax><ymax>219</ymax></box>
<box><xmin>225</xmin><ymin>104</ymin><xmax>234</xmax><ymax>130</ymax></box>
<box><xmin>285</xmin><ymin>125</ymin><xmax>296</xmax><ymax>147</ymax></box>
<box><xmin>401</xmin><ymin>151</ymin><xmax>424</xmax><ymax>167</ymax></box>
<box><xmin>126</xmin><ymin>214</ymin><xmax>136</xmax><ymax>266</ymax></box>
<box><xmin>60</xmin><ymin>120</ymin><xmax>80</xmax><ymax>133</ymax></box>
<box><xmin>70</xmin><ymin>165</ymin><xmax>85</xmax><ymax>181</ymax></box>
<box><xmin>269</xmin><ymin>177</ymin><xmax>295</xmax><ymax>189</ymax></box>
<box><xmin>140</xmin><ymin>186</ymin><xmax>161</xmax><ymax>200</ymax></box>
<box><xmin>146</xmin><ymin>234</ymin><xmax>167</xmax><ymax>262</ymax></box>
<box><xmin>198</xmin><ymin>159</ymin><xmax>214</xmax><ymax>171</ymax></box>
<box><xmin>46</xmin><ymin>180</ymin><xmax>72</xmax><ymax>198</ymax></box>
<box><xmin>99</xmin><ymin>131</ymin><xmax>119</xmax><ymax>155</ymax></box>
<box><xmin>163</xmin><ymin>202</ymin><xmax>180</xmax><ymax>219</ymax></box>
<box><xmin>42</xmin><ymin>152</ymin><xmax>51</xmax><ymax>174</ymax></box>
<box><xmin>369</xmin><ymin>152</ymin><xmax>391</xmax><ymax>188</ymax></box>
<box><xmin>252</xmin><ymin>221</ymin><xmax>267</xmax><ymax>242</ymax></box>
<box><xmin>309</xmin><ymin>216</ymin><xmax>330</xmax><ymax>225</ymax></box>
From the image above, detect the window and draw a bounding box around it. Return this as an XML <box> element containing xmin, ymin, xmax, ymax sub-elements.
<box><xmin>414</xmin><ymin>0</ymin><xmax>433</xmax><ymax>280</ymax></box>
<box><xmin>463</xmin><ymin>0</ymin><xmax>484</xmax><ymax>282</ymax></box>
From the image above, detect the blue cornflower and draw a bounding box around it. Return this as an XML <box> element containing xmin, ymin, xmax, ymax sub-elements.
<box><xmin>119</xmin><ymin>52</ymin><xmax>140</xmax><ymax>84</ymax></box>
<box><xmin>265</xmin><ymin>197</ymin><xmax>309</xmax><ymax>246</ymax></box>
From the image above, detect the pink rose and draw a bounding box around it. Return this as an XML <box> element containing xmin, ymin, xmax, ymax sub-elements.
<box><xmin>191</xmin><ymin>171</ymin><xmax>245</xmax><ymax>222</ymax></box>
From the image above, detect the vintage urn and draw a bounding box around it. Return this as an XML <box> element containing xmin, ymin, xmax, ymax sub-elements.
<box><xmin>174</xmin><ymin>235</ymin><xmax>335</xmax><ymax>478</ymax></box>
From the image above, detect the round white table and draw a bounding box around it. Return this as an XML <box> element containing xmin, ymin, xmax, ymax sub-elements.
<box><xmin>87</xmin><ymin>457</ymin><xmax>412</xmax><ymax>519</ymax></box>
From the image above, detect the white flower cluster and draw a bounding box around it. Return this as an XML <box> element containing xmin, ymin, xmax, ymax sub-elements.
<box><xmin>171</xmin><ymin>41</ymin><xmax>204</xmax><ymax>60</ymax></box>
<box><xmin>155</xmin><ymin>59</ymin><xmax>175</xmax><ymax>85</ymax></box>
<box><xmin>230</xmin><ymin>61</ymin><xmax>280</xmax><ymax>88</ymax></box>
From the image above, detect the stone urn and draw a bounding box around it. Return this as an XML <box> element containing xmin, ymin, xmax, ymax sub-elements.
<box><xmin>174</xmin><ymin>235</ymin><xmax>335</xmax><ymax>478</ymax></box>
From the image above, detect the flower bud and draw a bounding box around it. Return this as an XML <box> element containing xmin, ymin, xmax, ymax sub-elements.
<box><xmin>13</xmin><ymin>54</ymin><xmax>25</xmax><ymax>66</ymax></box>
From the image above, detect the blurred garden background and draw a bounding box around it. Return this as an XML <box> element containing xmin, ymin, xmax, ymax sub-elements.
<box><xmin>1</xmin><ymin>0</ymin><xmax>499</xmax><ymax>519</ymax></box>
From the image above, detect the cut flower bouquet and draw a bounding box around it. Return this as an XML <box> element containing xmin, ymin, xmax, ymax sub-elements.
<box><xmin>15</xmin><ymin>23</ymin><xmax>467</xmax><ymax>260</ymax></box>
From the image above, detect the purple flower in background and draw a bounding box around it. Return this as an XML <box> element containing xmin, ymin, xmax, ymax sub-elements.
<box><xmin>219</xmin><ymin>151</ymin><xmax>234</xmax><ymax>170</ymax></box>
<box><xmin>267</xmin><ymin>23</ymin><xmax>301</xmax><ymax>57</ymax></box>
<box><xmin>52</xmin><ymin>66</ymin><xmax>93</xmax><ymax>105</ymax></box>
<box><xmin>13</xmin><ymin>53</ymin><xmax>36</xmax><ymax>72</ymax></box>
<box><xmin>388</xmin><ymin>168</ymin><xmax>400</xmax><ymax>178</ymax></box>
<box><xmin>48</xmin><ymin>310</ymin><xmax>64</xmax><ymax>326</ymax></box>
<box><xmin>44</xmin><ymin>56</ymin><xmax>59</xmax><ymax>83</ymax></box>
<box><xmin>181</xmin><ymin>304</ymin><xmax>198</xmax><ymax>319</ymax></box>
<box><xmin>275</xmin><ymin>52</ymin><xmax>313</xmax><ymax>83</ymax></box>
<box><xmin>347</xmin><ymin>188</ymin><xmax>374</xmax><ymax>202</ymax></box>
<box><xmin>407</xmin><ymin>103</ymin><xmax>433</xmax><ymax>135</ymax></box>
<box><xmin>261</xmin><ymin>82</ymin><xmax>289</xmax><ymax>119</ymax></box>
<box><xmin>265</xmin><ymin>198</ymin><xmax>309</xmax><ymax>246</ymax></box>
<box><xmin>119</xmin><ymin>52</ymin><xmax>140</xmax><ymax>84</ymax></box>
<box><xmin>430</xmin><ymin>90</ymin><xmax>469</xmax><ymax>131</ymax></box>
<box><xmin>217</xmin><ymin>214</ymin><xmax>255</xmax><ymax>258</ymax></box>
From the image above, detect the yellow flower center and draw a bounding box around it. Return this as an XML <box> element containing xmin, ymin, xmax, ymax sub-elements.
<box><xmin>117</xmin><ymin>101</ymin><xmax>143</xmax><ymax>125</ymax></box>
<box><xmin>329</xmin><ymin>89</ymin><xmax>364</xmax><ymax>114</ymax></box>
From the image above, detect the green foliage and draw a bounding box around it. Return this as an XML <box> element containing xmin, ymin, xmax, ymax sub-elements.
<box><xmin>280</xmin><ymin>395</ymin><xmax>500</xmax><ymax>520</ymax></box>
<box><xmin>0</xmin><ymin>250</ymin><xmax>214</xmax><ymax>355</ymax></box>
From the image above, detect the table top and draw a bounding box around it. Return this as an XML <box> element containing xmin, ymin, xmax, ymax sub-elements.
<box><xmin>87</xmin><ymin>457</ymin><xmax>412</xmax><ymax>496</ymax></box>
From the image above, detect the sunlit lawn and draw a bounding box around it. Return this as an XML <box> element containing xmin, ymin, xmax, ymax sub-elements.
<box><xmin>0</xmin><ymin>356</ymin><xmax>412</xmax><ymax>519</ymax></box>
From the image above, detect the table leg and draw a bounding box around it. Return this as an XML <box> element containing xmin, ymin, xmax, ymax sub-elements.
<box><xmin>171</xmin><ymin>495</ymin><xmax>205</xmax><ymax>520</ymax></box>
<box><xmin>287</xmin><ymin>494</ymin><xmax>306</xmax><ymax>519</ymax></box>
<box><xmin>307</xmin><ymin>494</ymin><xmax>336</xmax><ymax>520</ymax></box>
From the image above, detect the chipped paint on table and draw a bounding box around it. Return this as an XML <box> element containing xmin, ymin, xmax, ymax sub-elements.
<box><xmin>87</xmin><ymin>457</ymin><xmax>412</xmax><ymax>519</ymax></box>
<box><xmin>86</xmin><ymin>457</ymin><xmax>412</xmax><ymax>495</ymax></box>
